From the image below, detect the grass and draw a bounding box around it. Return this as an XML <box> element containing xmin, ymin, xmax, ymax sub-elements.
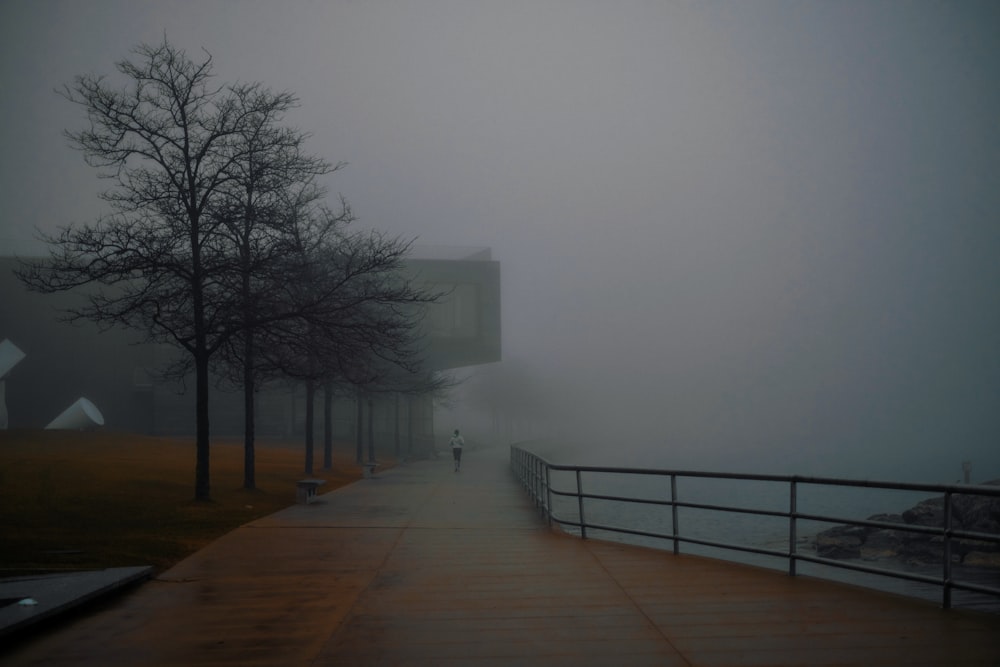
<box><xmin>0</xmin><ymin>429</ymin><xmax>380</xmax><ymax>575</ymax></box>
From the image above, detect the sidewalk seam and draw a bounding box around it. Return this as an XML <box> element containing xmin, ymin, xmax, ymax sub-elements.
<box><xmin>581</xmin><ymin>540</ymin><xmax>695</xmax><ymax>667</ymax></box>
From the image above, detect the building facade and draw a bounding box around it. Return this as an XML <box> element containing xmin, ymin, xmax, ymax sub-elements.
<box><xmin>0</xmin><ymin>247</ymin><xmax>500</xmax><ymax>457</ymax></box>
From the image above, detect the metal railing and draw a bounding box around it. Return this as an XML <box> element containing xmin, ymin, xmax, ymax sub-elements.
<box><xmin>510</xmin><ymin>444</ymin><xmax>1000</xmax><ymax>610</ymax></box>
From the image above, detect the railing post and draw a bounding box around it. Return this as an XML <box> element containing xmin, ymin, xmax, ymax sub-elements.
<box><xmin>535</xmin><ymin>457</ymin><xmax>543</xmax><ymax>512</ymax></box>
<box><xmin>528</xmin><ymin>455</ymin><xmax>533</xmax><ymax>497</ymax></box>
<box><xmin>524</xmin><ymin>452</ymin><xmax>529</xmax><ymax>489</ymax></box>
<box><xmin>507</xmin><ymin>454</ymin><xmax>1000</xmax><ymax>610</ymax></box>
<box><xmin>525</xmin><ymin>456</ymin><xmax>538</xmax><ymax>507</ymax></box>
<box><xmin>670</xmin><ymin>474</ymin><xmax>679</xmax><ymax>555</ymax></box>
<box><xmin>545</xmin><ymin>464</ymin><xmax>553</xmax><ymax>527</ymax></box>
<box><xmin>789</xmin><ymin>479</ymin><xmax>798</xmax><ymax>576</ymax></box>
<box><xmin>943</xmin><ymin>490</ymin><xmax>953</xmax><ymax>609</ymax></box>
<box><xmin>528</xmin><ymin>454</ymin><xmax>535</xmax><ymax>502</ymax></box>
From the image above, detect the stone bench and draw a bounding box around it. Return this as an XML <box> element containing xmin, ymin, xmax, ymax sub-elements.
<box><xmin>295</xmin><ymin>478</ymin><xmax>326</xmax><ymax>504</ymax></box>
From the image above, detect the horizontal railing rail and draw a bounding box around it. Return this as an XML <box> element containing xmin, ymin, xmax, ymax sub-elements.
<box><xmin>510</xmin><ymin>444</ymin><xmax>1000</xmax><ymax>609</ymax></box>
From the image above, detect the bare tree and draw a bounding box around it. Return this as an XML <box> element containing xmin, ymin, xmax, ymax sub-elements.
<box><xmin>258</xmin><ymin>223</ymin><xmax>444</xmax><ymax>474</ymax></box>
<box><xmin>208</xmin><ymin>106</ymin><xmax>339</xmax><ymax>489</ymax></box>
<box><xmin>345</xmin><ymin>359</ymin><xmax>456</xmax><ymax>464</ymax></box>
<box><xmin>16</xmin><ymin>40</ymin><xmax>301</xmax><ymax>500</ymax></box>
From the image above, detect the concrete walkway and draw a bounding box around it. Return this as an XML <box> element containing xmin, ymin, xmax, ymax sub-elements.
<box><xmin>4</xmin><ymin>445</ymin><xmax>999</xmax><ymax>666</ymax></box>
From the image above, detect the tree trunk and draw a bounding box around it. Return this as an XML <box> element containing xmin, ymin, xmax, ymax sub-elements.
<box><xmin>367</xmin><ymin>395</ymin><xmax>375</xmax><ymax>463</ymax></box>
<box><xmin>194</xmin><ymin>349</ymin><xmax>211</xmax><ymax>501</ymax></box>
<box><xmin>323</xmin><ymin>381</ymin><xmax>333</xmax><ymax>470</ymax></box>
<box><xmin>304</xmin><ymin>380</ymin><xmax>315</xmax><ymax>475</ymax></box>
<box><xmin>191</xmin><ymin>220</ymin><xmax>211</xmax><ymax>501</ymax></box>
<box><xmin>355</xmin><ymin>389</ymin><xmax>364</xmax><ymax>463</ymax></box>
<box><xmin>407</xmin><ymin>394</ymin><xmax>414</xmax><ymax>458</ymax></box>
<box><xmin>393</xmin><ymin>393</ymin><xmax>400</xmax><ymax>458</ymax></box>
<box><xmin>242</xmin><ymin>331</ymin><xmax>256</xmax><ymax>489</ymax></box>
<box><xmin>240</xmin><ymin>230</ymin><xmax>256</xmax><ymax>490</ymax></box>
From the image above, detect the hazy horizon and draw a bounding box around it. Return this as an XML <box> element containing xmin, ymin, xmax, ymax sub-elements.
<box><xmin>3</xmin><ymin>1</ymin><xmax>998</xmax><ymax>483</ymax></box>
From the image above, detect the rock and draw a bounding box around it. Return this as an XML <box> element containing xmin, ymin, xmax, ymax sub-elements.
<box><xmin>812</xmin><ymin>480</ymin><xmax>1000</xmax><ymax>567</ymax></box>
<box><xmin>902</xmin><ymin>497</ymin><xmax>944</xmax><ymax>527</ymax></box>
<box><xmin>815</xmin><ymin>532</ymin><xmax>862</xmax><ymax>559</ymax></box>
<box><xmin>860</xmin><ymin>529</ymin><xmax>904</xmax><ymax>561</ymax></box>
<box><xmin>952</xmin><ymin>492</ymin><xmax>1000</xmax><ymax>534</ymax></box>
<box><xmin>964</xmin><ymin>551</ymin><xmax>1000</xmax><ymax>567</ymax></box>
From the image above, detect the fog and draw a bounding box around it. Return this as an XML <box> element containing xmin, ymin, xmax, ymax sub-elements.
<box><xmin>2</xmin><ymin>1</ymin><xmax>998</xmax><ymax>482</ymax></box>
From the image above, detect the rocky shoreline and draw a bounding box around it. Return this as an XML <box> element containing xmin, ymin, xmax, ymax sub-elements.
<box><xmin>813</xmin><ymin>480</ymin><xmax>1000</xmax><ymax>568</ymax></box>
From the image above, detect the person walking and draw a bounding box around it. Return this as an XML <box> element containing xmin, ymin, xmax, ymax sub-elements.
<box><xmin>450</xmin><ymin>429</ymin><xmax>465</xmax><ymax>471</ymax></box>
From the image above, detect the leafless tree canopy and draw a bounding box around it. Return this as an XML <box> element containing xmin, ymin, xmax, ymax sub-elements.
<box><xmin>17</xmin><ymin>39</ymin><xmax>443</xmax><ymax>499</ymax></box>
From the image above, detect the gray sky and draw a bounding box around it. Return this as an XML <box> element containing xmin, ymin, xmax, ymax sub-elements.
<box><xmin>2</xmin><ymin>1</ymin><xmax>998</xmax><ymax>480</ymax></box>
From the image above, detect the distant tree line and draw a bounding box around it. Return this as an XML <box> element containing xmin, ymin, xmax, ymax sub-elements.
<box><xmin>17</xmin><ymin>39</ymin><xmax>448</xmax><ymax>501</ymax></box>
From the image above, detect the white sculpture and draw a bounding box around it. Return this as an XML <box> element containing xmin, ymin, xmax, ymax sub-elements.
<box><xmin>0</xmin><ymin>339</ymin><xmax>25</xmax><ymax>379</ymax></box>
<box><xmin>46</xmin><ymin>397</ymin><xmax>105</xmax><ymax>430</ymax></box>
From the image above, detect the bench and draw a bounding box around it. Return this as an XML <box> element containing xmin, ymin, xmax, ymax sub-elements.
<box><xmin>296</xmin><ymin>478</ymin><xmax>326</xmax><ymax>504</ymax></box>
<box><xmin>361</xmin><ymin>462</ymin><xmax>379</xmax><ymax>479</ymax></box>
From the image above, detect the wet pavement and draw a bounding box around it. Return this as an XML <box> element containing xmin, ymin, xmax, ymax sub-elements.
<box><xmin>2</xmin><ymin>445</ymin><xmax>999</xmax><ymax>665</ymax></box>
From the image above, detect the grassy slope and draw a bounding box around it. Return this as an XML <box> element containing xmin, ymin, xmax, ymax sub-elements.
<box><xmin>0</xmin><ymin>430</ymin><xmax>374</xmax><ymax>575</ymax></box>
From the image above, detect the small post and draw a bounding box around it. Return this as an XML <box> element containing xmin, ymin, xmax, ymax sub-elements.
<box><xmin>576</xmin><ymin>469</ymin><xmax>587</xmax><ymax>540</ymax></box>
<box><xmin>671</xmin><ymin>474</ymin><xmax>679</xmax><ymax>555</ymax></box>
<box><xmin>789</xmin><ymin>479</ymin><xmax>798</xmax><ymax>576</ymax></box>
<box><xmin>531</xmin><ymin>457</ymin><xmax>537</xmax><ymax>502</ymax></box>
<box><xmin>943</xmin><ymin>490</ymin><xmax>953</xmax><ymax>609</ymax></box>
<box><xmin>545</xmin><ymin>465</ymin><xmax>553</xmax><ymax>527</ymax></box>
<box><xmin>535</xmin><ymin>458</ymin><xmax>542</xmax><ymax>509</ymax></box>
